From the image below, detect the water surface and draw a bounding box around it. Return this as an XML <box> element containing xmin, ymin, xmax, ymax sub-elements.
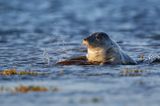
<box><xmin>0</xmin><ymin>0</ymin><xmax>160</xmax><ymax>106</ymax></box>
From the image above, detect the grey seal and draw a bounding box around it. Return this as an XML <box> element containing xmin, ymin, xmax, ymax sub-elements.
<box><xmin>82</xmin><ymin>32</ymin><xmax>137</xmax><ymax>65</ymax></box>
<box><xmin>56</xmin><ymin>32</ymin><xmax>160</xmax><ymax>65</ymax></box>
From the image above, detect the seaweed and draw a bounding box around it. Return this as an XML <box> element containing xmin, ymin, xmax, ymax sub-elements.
<box><xmin>0</xmin><ymin>85</ymin><xmax>60</xmax><ymax>93</ymax></box>
<box><xmin>0</xmin><ymin>69</ymin><xmax>48</xmax><ymax>76</ymax></box>
<box><xmin>15</xmin><ymin>85</ymin><xmax>48</xmax><ymax>93</ymax></box>
<box><xmin>120</xmin><ymin>68</ymin><xmax>144</xmax><ymax>76</ymax></box>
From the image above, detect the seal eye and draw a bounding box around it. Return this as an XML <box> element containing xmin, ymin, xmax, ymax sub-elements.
<box><xmin>96</xmin><ymin>35</ymin><xmax>102</xmax><ymax>41</ymax></box>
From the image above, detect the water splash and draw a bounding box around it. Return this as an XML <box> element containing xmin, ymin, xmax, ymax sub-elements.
<box><xmin>144</xmin><ymin>54</ymin><xmax>160</xmax><ymax>63</ymax></box>
<box><xmin>42</xmin><ymin>48</ymin><xmax>51</xmax><ymax>65</ymax></box>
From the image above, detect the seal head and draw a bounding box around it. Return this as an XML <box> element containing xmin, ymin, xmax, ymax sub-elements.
<box><xmin>83</xmin><ymin>32</ymin><xmax>137</xmax><ymax>65</ymax></box>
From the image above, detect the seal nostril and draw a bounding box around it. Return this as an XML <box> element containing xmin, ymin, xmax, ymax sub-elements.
<box><xmin>84</xmin><ymin>38</ymin><xmax>87</xmax><ymax>41</ymax></box>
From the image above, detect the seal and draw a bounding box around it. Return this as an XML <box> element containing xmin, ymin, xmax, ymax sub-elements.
<box><xmin>82</xmin><ymin>32</ymin><xmax>137</xmax><ymax>65</ymax></box>
<box><xmin>56</xmin><ymin>32</ymin><xmax>137</xmax><ymax>65</ymax></box>
<box><xmin>56</xmin><ymin>32</ymin><xmax>160</xmax><ymax>65</ymax></box>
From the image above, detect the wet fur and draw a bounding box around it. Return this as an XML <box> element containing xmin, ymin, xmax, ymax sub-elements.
<box><xmin>83</xmin><ymin>32</ymin><xmax>137</xmax><ymax>65</ymax></box>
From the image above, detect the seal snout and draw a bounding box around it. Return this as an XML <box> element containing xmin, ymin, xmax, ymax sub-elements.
<box><xmin>83</xmin><ymin>38</ymin><xmax>88</xmax><ymax>41</ymax></box>
<box><xmin>82</xmin><ymin>38</ymin><xmax>88</xmax><ymax>46</ymax></box>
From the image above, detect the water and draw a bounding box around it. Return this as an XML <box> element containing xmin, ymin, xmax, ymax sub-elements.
<box><xmin>0</xmin><ymin>0</ymin><xmax>160</xmax><ymax>106</ymax></box>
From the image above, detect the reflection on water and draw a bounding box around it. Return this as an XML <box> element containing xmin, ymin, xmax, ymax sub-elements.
<box><xmin>0</xmin><ymin>0</ymin><xmax>160</xmax><ymax>106</ymax></box>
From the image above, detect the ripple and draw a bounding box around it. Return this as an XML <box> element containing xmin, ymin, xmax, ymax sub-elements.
<box><xmin>0</xmin><ymin>0</ymin><xmax>160</xmax><ymax>106</ymax></box>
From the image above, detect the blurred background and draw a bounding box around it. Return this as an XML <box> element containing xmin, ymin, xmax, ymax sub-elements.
<box><xmin>0</xmin><ymin>0</ymin><xmax>160</xmax><ymax>106</ymax></box>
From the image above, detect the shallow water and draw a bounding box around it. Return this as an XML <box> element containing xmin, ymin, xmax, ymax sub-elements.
<box><xmin>0</xmin><ymin>0</ymin><xmax>160</xmax><ymax>106</ymax></box>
